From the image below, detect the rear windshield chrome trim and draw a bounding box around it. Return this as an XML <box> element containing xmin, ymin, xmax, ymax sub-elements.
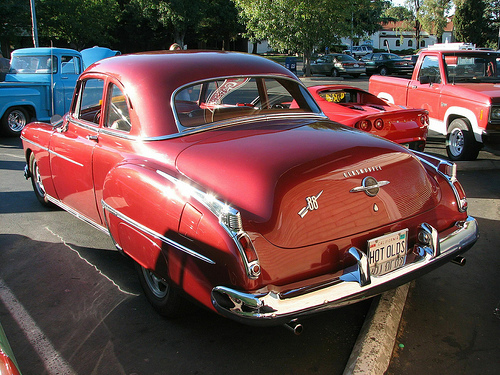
<box><xmin>141</xmin><ymin>113</ymin><xmax>329</xmax><ymax>142</ymax></box>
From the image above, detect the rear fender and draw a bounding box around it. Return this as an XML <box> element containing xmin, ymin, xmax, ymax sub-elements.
<box><xmin>101</xmin><ymin>163</ymin><xmax>252</xmax><ymax>295</ymax></box>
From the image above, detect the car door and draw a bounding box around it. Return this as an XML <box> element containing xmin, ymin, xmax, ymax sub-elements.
<box><xmin>406</xmin><ymin>54</ymin><xmax>444</xmax><ymax>130</ymax></box>
<box><xmin>91</xmin><ymin>81</ymin><xmax>135</xmax><ymax>217</ymax></box>
<box><xmin>49</xmin><ymin>76</ymin><xmax>105</xmax><ymax>225</ymax></box>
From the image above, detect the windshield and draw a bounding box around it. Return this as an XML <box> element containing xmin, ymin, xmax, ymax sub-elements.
<box><xmin>174</xmin><ymin>76</ymin><xmax>321</xmax><ymax>130</ymax></box>
<box><xmin>9</xmin><ymin>55</ymin><xmax>57</xmax><ymax>74</ymax></box>
<box><xmin>444</xmin><ymin>53</ymin><xmax>500</xmax><ymax>83</ymax></box>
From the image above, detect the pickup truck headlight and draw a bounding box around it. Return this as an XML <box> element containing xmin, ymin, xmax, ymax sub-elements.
<box><xmin>491</xmin><ymin>105</ymin><xmax>500</xmax><ymax>121</ymax></box>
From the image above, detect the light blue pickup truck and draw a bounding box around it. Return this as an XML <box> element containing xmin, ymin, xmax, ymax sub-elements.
<box><xmin>0</xmin><ymin>46</ymin><xmax>118</xmax><ymax>136</ymax></box>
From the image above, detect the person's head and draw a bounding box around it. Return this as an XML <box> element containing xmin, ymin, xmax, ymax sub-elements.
<box><xmin>169</xmin><ymin>43</ymin><xmax>181</xmax><ymax>51</ymax></box>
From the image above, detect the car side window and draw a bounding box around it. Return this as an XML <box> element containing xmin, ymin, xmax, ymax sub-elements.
<box><xmin>419</xmin><ymin>56</ymin><xmax>441</xmax><ymax>84</ymax></box>
<box><xmin>106</xmin><ymin>84</ymin><xmax>132</xmax><ymax>132</ymax></box>
<box><xmin>76</xmin><ymin>78</ymin><xmax>105</xmax><ymax>124</ymax></box>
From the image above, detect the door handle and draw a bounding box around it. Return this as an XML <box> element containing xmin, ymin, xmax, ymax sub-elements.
<box><xmin>87</xmin><ymin>135</ymin><xmax>98</xmax><ymax>142</ymax></box>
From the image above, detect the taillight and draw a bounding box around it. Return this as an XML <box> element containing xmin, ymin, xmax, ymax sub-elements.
<box><xmin>419</xmin><ymin>113</ymin><xmax>429</xmax><ymax>125</ymax></box>
<box><xmin>356</xmin><ymin>120</ymin><xmax>371</xmax><ymax>131</ymax></box>
<box><xmin>374</xmin><ymin>118</ymin><xmax>384</xmax><ymax>130</ymax></box>
<box><xmin>237</xmin><ymin>233</ymin><xmax>261</xmax><ymax>278</ymax></box>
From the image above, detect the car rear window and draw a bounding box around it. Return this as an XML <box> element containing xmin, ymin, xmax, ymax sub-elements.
<box><xmin>174</xmin><ymin>76</ymin><xmax>321</xmax><ymax>130</ymax></box>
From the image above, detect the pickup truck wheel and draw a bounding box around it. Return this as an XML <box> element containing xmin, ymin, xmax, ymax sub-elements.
<box><xmin>136</xmin><ymin>263</ymin><xmax>186</xmax><ymax>317</ymax></box>
<box><xmin>379</xmin><ymin>67</ymin><xmax>388</xmax><ymax>76</ymax></box>
<box><xmin>29</xmin><ymin>153</ymin><xmax>53</xmax><ymax>207</ymax></box>
<box><xmin>331</xmin><ymin>68</ymin><xmax>340</xmax><ymax>77</ymax></box>
<box><xmin>1</xmin><ymin>107</ymin><xmax>29</xmax><ymax>136</ymax></box>
<box><xmin>446</xmin><ymin>118</ymin><xmax>481</xmax><ymax>161</ymax></box>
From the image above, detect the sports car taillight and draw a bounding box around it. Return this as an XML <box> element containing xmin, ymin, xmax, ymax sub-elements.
<box><xmin>419</xmin><ymin>113</ymin><xmax>429</xmax><ymax>125</ymax></box>
<box><xmin>356</xmin><ymin>120</ymin><xmax>371</xmax><ymax>131</ymax></box>
<box><xmin>374</xmin><ymin>118</ymin><xmax>384</xmax><ymax>130</ymax></box>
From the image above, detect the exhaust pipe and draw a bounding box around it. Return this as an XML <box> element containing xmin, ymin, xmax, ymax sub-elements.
<box><xmin>284</xmin><ymin>319</ymin><xmax>303</xmax><ymax>335</ymax></box>
<box><xmin>451</xmin><ymin>255</ymin><xmax>466</xmax><ymax>266</ymax></box>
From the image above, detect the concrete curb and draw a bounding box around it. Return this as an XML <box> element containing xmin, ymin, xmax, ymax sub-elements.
<box><xmin>343</xmin><ymin>282</ymin><xmax>411</xmax><ymax>375</ymax></box>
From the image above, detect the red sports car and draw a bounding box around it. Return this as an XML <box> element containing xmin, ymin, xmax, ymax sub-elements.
<box><xmin>21</xmin><ymin>51</ymin><xmax>477</xmax><ymax>332</ymax></box>
<box><xmin>307</xmin><ymin>85</ymin><xmax>429</xmax><ymax>151</ymax></box>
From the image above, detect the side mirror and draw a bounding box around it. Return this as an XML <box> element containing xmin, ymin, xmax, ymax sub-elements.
<box><xmin>50</xmin><ymin>114</ymin><xmax>62</xmax><ymax>125</ymax></box>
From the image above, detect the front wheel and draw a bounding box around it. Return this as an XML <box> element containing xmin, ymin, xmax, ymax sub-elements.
<box><xmin>29</xmin><ymin>153</ymin><xmax>53</xmax><ymax>207</ymax></box>
<box><xmin>1</xmin><ymin>107</ymin><xmax>29</xmax><ymax>136</ymax></box>
<box><xmin>135</xmin><ymin>263</ymin><xmax>186</xmax><ymax>317</ymax></box>
<box><xmin>446</xmin><ymin>118</ymin><xmax>481</xmax><ymax>161</ymax></box>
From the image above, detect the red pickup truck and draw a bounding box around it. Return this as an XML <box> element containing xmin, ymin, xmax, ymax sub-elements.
<box><xmin>369</xmin><ymin>49</ymin><xmax>500</xmax><ymax>160</ymax></box>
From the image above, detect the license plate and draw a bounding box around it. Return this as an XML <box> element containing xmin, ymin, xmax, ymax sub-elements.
<box><xmin>367</xmin><ymin>229</ymin><xmax>408</xmax><ymax>276</ymax></box>
<box><xmin>354</xmin><ymin>63</ymin><xmax>359</xmax><ymax>67</ymax></box>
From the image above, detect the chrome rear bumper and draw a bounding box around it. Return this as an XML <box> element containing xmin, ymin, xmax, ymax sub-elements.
<box><xmin>211</xmin><ymin>216</ymin><xmax>478</xmax><ymax>326</ymax></box>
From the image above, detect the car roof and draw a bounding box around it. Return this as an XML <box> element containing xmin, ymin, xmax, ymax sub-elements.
<box><xmin>83</xmin><ymin>51</ymin><xmax>299</xmax><ymax>138</ymax></box>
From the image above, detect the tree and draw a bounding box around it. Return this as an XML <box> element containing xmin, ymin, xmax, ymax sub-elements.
<box><xmin>454</xmin><ymin>0</ymin><xmax>490</xmax><ymax>47</ymax></box>
<box><xmin>349</xmin><ymin>0</ymin><xmax>387</xmax><ymax>43</ymax></box>
<box><xmin>383</xmin><ymin>5</ymin><xmax>413</xmax><ymax>21</ymax></box>
<box><xmin>485</xmin><ymin>0</ymin><xmax>500</xmax><ymax>48</ymax></box>
<box><xmin>233</xmin><ymin>0</ymin><xmax>351</xmax><ymax>76</ymax></box>
<box><xmin>0</xmin><ymin>0</ymin><xmax>31</xmax><ymax>55</ymax></box>
<box><xmin>37</xmin><ymin>0</ymin><xmax>120</xmax><ymax>50</ymax></box>
<box><xmin>419</xmin><ymin>0</ymin><xmax>452</xmax><ymax>42</ymax></box>
<box><xmin>196</xmin><ymin>0</ymin><xmax>244</xmax><ymax>50</ymax></box>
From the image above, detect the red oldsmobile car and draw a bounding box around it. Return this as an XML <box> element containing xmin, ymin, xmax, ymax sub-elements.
<box><xmin>21</xmin><ymin>51</ymin><xmax>478</xmax><ymax>332</ymax></box>
<box><xmin>307</xmin><ymin>85</ymin><xmax>429</xmax><ymax>151</ymax></box>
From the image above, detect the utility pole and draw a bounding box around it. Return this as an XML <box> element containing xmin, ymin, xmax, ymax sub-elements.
<box><xmin>30</xmin><ymin>0</ymin><xmax>39</xmax><ymax>47</ymax></box>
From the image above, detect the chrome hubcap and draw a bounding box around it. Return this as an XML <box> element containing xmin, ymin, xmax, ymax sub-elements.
<box><xmin>449</xmin><ymin>128</ymin><xmax>464</xmax><ymax>156</ymax></box>
<box><xmin>33</xmin><ymin>161</ymin><xmax>46</xmax><ymax>196</ymax></box>
<box><xmin>8</xmin><ymin>110</ymin><xmax>27</xmax><ymax>132</ymax></box>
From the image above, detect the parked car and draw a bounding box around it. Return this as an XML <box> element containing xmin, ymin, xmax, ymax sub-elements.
<box><xmin>307</xmin><ymin>53</ymin><xmax>366</xmax><ymax>77</ymax></box>
<box><xmin>307</xmin><ymin>85</ymin><xmax>429</xmax><ymax>151</ymax></box>
<box><xmin>370</xmin><ymin>49</ymin><xmax>500</xmax><ymax>160</ymax></box>
<box><xmin>21</xmin><ymin>51</ymin><xmax>478</xmax><ymax>330</ymax></box>
<box><xmin>343</xmin><ymin>45</ymin><xmax>374</xmax><ymax>58</ymax></box>
<box><xmin>0</xmin><ymin>321</ymin><xmax>21</xmax><ymax>375</ymax></box>
<box><xmin>0</xmin><ymin>46</ymin><xmax>119</xmax><ymax>136</ymax></box>
<box><xmin>362</xmin><ymin>53</ymin><xmax>414</xmax><ymax>76</ymax></box>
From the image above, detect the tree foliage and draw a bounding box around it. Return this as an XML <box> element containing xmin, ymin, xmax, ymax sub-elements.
<box><xmin>454</xmin><ymin>0</ymin><xmax>491</xmax><ymax>47</ymax></box>
<box><xmin>37</xmin><ymin>0</ymin><xmax>120</xmax><ymax>50</ymax></box>
<box><xmin>0</xmin><ymin>0</ymin><xmax>31</xmax><ymax>55</ymax></box>
<box><xmin>419</xmin><ymin>0</ymin><xmax>452</xmax><ymax>39</ymax></box>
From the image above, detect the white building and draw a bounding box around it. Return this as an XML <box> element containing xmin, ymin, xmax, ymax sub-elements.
<box><xmin>342</xmin><ymin>19</ymin><xmax>454</xmax><ymax>52</ymax></box>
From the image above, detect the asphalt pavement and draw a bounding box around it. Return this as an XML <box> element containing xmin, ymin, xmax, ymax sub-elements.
<box><xmin>298</xmin><ymin>66</ymin><xmax>500</xmax><ymax>374</ymax></box>
<box><xmin>343</xmin><ymin>134</ymin><xmax>500</xmax><ymax>375</ymax></box>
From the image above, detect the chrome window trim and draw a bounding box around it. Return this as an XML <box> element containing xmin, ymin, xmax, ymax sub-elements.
<box><xmin>101</xmin><ymin>200</ymin><xmax>216</xmax><ymax>265</ymax></box>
